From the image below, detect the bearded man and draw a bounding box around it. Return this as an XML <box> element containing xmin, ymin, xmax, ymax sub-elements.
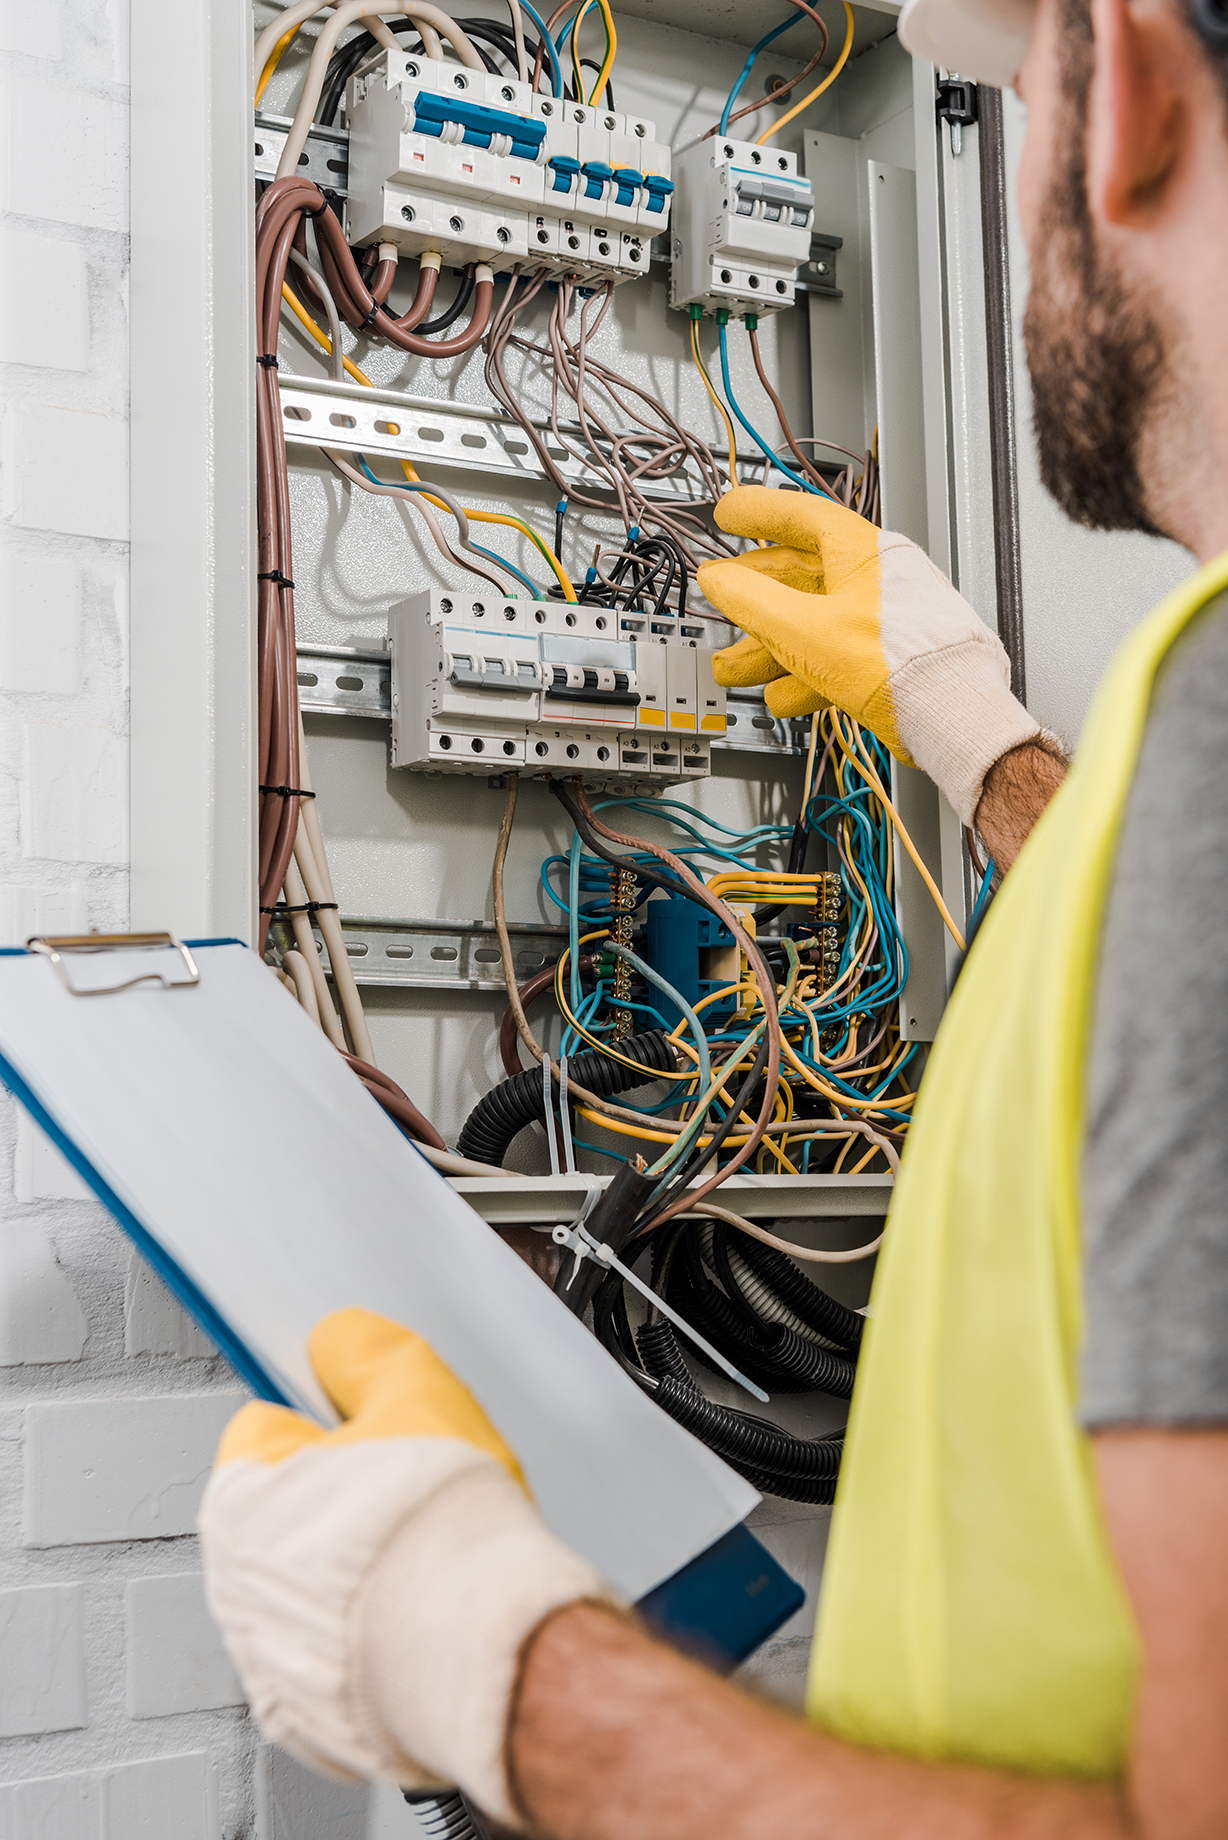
<box><xmin>198</xmin><ymin>0</ymin><xmax>1228</xmax><ymax>1832</ymax></box>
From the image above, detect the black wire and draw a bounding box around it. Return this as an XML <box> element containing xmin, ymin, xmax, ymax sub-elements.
<box><xmin>554</xmin><ymin>497</ymin><xmax>567</xmax><ymax>559</ymax></box>
<box><xmin>548</xmin><ymin>780</ymin><xmax>691</xmax><ymax>902</ymax></box>
<box><xmin>416</xmin><ymin>266</ymin><xmax>476</xmax><ymax>335</ymax></box>
<box><xmin>318</xmin><ymin>16</ymin><xmax>551</xmax><ymax>126</ymax></box>
<box><xmin>564</xmin><ymin>56</ymin><xmax>616</xmax><ymax>109</ymax></box>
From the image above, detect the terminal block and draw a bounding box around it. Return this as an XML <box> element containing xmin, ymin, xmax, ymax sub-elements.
<box><xmin>347</xmin><ymin>51</ymin><xmax>671</xmax><ymax>280</ymax></box>
<box><xmin>388</xmin><ymin>591</ymin><xmax>725</xmax><ymax>781</ymax></box>
<box><xmin>669</xmin><ymin>136</ymin><xmax>814</xmax><ymax>316</ymax></box>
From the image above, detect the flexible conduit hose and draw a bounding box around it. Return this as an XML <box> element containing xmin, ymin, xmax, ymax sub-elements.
<box><xmin>404</xmin><ymin>1789</ymin><xmax>490</xmax><ymax>1840</ymax></box>
<box><xmin>634</xmin><ymin>1324</ymin><xmax>844</xmax><ymax>1503</ymax></box>
<box><xmin>456</xmin><ymin>1027</ymin><xmax>676</xmax><ymax>1166</ymax></box>
<box><xmin>733</xmin><ymin>1232</ymin><xmax>865</xmax><ymax>1352</ymax></box>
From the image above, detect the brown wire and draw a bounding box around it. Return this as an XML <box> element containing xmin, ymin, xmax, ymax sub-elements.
<box><xmin>343</xmin><ymin>1052</ymin><xmax>447</xmax><ymax>1148</ymax></box>
<box><xmin>702</xmin><ymin>0</ymin><xmax>829</xmax><ymax>139</ymax></box>
<box><xmin>499</xmin><ymin>959</ymin><xmax>595</xmax><ymax>1077</ymax></box>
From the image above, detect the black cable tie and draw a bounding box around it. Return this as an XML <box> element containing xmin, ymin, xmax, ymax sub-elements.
<box><xmin>304</xmin><ymin>900</ymin><xmax>339</xmax><ymax>914</ymax></box>
<box><xmin>259</xmin><ymin>783</ymin><xmax>316</xmax><ymax>799</ymax></box>
<box><xmin>260</xmin><ymin>901</ymin><xmax>310</xmax><ymax>915</ymax></box>
<box><xmin>257</xmin><ymin>569</ymin><xmax>296</xmax><ymax>589</ymax></box>
<box><xmin>359</xmin><ymin>299</ymin><xmax>384</xmax><ymax>330</ymax></box>
<box><xmin>256</xmin><ymin>353</ymin><xmax>280</xmax><ymax>368</ymax></box>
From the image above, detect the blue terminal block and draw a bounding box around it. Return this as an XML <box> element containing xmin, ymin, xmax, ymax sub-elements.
<box><xmin>644</xmin><ymin>895</ymin><xmax>736</xmax><ymax>1030</ymax></box>
<box><xmin>412</xmin><ymin>91</ymin><xmax>547</xmax><ymax>162</ymax></box>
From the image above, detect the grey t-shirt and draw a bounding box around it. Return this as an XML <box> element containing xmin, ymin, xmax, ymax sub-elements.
<box><xmin>1081</xmin><ymin>589</ymin><xmax>1228</xmax><ymax>1426</ymax></box>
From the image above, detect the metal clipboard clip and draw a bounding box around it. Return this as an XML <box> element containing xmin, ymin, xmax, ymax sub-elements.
<box><xmin>26</xmin><ymin>932</ymin><xmax>201</xmax><ymax>997</ymax></box>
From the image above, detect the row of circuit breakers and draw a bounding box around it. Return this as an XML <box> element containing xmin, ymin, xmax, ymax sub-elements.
<box><xmin>342</xmin><ymin>48</ymin><xmax>816</xmax><ymax>312</ymax></box>
<box><xmin>391</xmin><ymin>593</ymin><xmax>727</xmax><ymax>780</ymax></box>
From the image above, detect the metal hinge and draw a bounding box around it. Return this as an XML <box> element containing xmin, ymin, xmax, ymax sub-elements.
<box><xmin>936</xmin><ymin>77</ymin><xmax>978</xmax><ymax>156</ymax></box>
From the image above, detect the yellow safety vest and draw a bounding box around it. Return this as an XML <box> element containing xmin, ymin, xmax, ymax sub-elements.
<box><xmin>808</xmin><ymin>549</ymin><xmax>1228</xmax><ymax>1778</ymax></box>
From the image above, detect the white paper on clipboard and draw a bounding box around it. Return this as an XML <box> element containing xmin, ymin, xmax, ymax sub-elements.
<box><xmin>0</xmin><ymin>941</ymin><xmax>757</xmax><ymax>1600</ymax></box>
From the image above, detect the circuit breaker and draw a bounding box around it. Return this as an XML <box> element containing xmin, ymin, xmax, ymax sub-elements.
<box><xmin>669</xmin><ymin>135</ymin><xmax>814</xmax><ymax>315</ymax></box>
<box><xmin>388</xmin><ymin>590</ymin><xmax>726</xmax><ymax>779</ymax></box>
<box><xmin>347</xmin><ymin>49</ymin><xmax>672</xmax><ymax>279</ymax></box>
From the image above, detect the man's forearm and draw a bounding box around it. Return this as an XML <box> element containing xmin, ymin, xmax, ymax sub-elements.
<box><xmin>505</xmin><ymin>1601</ymin><xmax>1125</xmax><ymax>1840</ymax></box>
<box><xmin>974</xmin><ymin>739</ymin><xmax>1069</xmax><ymax>873</ymax></box>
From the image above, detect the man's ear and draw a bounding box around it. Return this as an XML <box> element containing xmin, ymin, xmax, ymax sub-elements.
<box><xmin>1088</xmin><ymin>0</ymin><xmax>1188</xmax><ymax>226</ymax></box>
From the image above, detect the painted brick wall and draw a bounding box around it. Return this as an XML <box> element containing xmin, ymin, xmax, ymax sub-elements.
<box><xmin>0</xmin><ymin>1</ymin><xmax>264</xmax><ymax>1832</ymax></box>
<box><xmin>0</xmin><ymin>12</ymin><xmax>430</xmax><ymax>1830</ymax></box>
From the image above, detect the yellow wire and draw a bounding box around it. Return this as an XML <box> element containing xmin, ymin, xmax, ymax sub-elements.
<box><xmin>255</xmin><ymin>25</ymin><xmax>296</xmax><ymax>106</ymax></box>
<box><xmin>831</xmin><ymin>712</ymin><xmax>967</xmax><ymax>949</ymax></box>
<box><xmin>691</xmin><ymin>319</ymin><xmax>739</xmax><ymax>485</ymax></box>
<box><xmin>280</xmin><ymin>282</ymin><xmax>578</xmax><ymax>601</ymax></box>
<box><xmin>756</xmin><ymin>2</ymin><xmax>855</xmax><ymax>145</ymax></box>
<box><xmin>585</xmin><ymin>0</ymin><xmax>618</xmax><ymax>104</ymax></box>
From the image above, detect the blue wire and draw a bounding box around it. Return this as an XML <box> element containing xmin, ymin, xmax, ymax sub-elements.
<box><xmin>518</xmin><ymin>0</ymin><xmax>565</xmax><ymax>94</ymax></box>
<box><xmin>572</xmin><ymin>1138</ymin><xmax>629</xmax><ymax>1165</ymax></box>
<box><xmin>471</xmin><ymin>543</ymin><xmax>541</xmax><ymax>596</ymax></box>
<box><xmin>353</xmin><ymin>457</ymin><xmax>541</xmax><ymax>594</ymax></box>
<box><xmin>568</xmin><ymin>831</ymin><xmax>583</xmax><ymax>1013</ymax></box>
<box><xmin>719</xmin><ymin>13</ymin><xmax>804</xmax><ymax>133</ymax></box>
<box><xmin>716</xmin><ymin>326</ymin><xmax>837</xmax><ymax>499</ymax></box>
<box><xmin>968</xmin><ymin>858</ymin><xmax>997</xmax><ymax>934</ymax></box>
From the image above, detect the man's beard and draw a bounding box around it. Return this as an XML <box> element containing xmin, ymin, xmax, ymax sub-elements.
<box><xmin>1023</xmin><ymin>152</ymin><xmax>1168</xmax><ymax>536</ymax></box>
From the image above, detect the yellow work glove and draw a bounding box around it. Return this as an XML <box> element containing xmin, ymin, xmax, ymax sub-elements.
<box><xmin>697</xmin><ymin>486</ymin><xmax>1041</xmax><ymax>824</ymax></box>
<box><xmin>198</xmin><ymin>1309</ymin><xmax>612</xmax><ymax>1826</ymax></box>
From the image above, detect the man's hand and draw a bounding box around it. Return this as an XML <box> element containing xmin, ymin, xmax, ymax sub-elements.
<box><xmin>198</xmin><ymin>1309</ymin><xmax>611</xmax><ymax>1826</ymax></box>
<box><xmin>697</xmin><ymin>487</ymin><xmax>1042</xmax><ymax>827</ymax></box>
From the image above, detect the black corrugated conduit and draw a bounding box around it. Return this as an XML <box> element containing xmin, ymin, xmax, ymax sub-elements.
<box><xmin>456</xmin><ymin>1027</ymin><xmax>676</xmax><ymax>1166</ymax></box>
<box><xmin>588</xmin><ymin>1218</ymin><xmax>861</xmax><ymax>1501</ymax></box>
<box><xmin>633</xmin><ymin>1317</ymin><xmax>844</xmax><ymax>1504</ymax></box>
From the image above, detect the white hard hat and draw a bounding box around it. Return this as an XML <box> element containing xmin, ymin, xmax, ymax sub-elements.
<box><xmin>898</xmin><ymin>0</ymin><xmax>1037</xmax><ymax>86</ymax></box>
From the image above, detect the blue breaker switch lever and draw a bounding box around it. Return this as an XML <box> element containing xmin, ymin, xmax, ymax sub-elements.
<box><xmin>611</xmin><ymin>167</ymin><xmax>644</xmax><ymax>207</ymax></box>
<box><xmin>412</xmin><ymin>92</ymin><xmax>547</xmax><ymax>162</ymax></box>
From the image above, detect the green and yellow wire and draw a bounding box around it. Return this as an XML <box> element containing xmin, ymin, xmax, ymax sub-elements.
<box><xmin>689</xmin><ymin>312</ymin><xmax>739</xmax><ymax>485</ymax></box>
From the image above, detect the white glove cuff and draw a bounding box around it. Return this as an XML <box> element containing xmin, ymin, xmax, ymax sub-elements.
<box><xmin>892</xmin><ymin>640</ymin><xmax>1042</xmax><ymax>825</ymax></box>
<box><xmin>354</xmin><ymin>1462</ymin><xmax>615</xmax><ymax>1827</ymax></box>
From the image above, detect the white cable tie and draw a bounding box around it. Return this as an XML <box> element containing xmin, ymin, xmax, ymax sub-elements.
<box><xmin>543</xmin><ymin>1054</ymin><xmax>561</xmax><ymax>1177</ymax></box>
<box><xmin>558</xmin><ymin>1055</ymin><xmax>576</xmax><ymax>1173</ymax></box>
<box><xmin>550</xmin><ymin>1223</ymin><xmax>769</xmax><ymax>1404</ymax></box>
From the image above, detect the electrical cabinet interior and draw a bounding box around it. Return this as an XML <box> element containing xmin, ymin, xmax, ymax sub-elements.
<box><xmin>243</xmin><ymin>0</ymin><xmax>973</xmax><ymax>1633</ymax></box>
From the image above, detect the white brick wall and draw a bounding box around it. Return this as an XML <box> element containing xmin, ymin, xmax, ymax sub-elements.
<box><xmin>0</xmin><ymin>4</ymin><xmax>266</xmax><ymax>1834</ymax></box>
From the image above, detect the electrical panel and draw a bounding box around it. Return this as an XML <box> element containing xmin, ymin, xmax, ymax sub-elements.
<box><xmin>389</xmin><ymin>590</ymin><xmax>726</xmax><ymax>780</ymax></box>
<box><xmin>347</xmin><ymin>49</ymin><xmax>672</xmax><ymax>279</ymax></box>
<box><xmin>669</xmin><ymin>136</ymin><xmax>814</xmax><ymax>316</ymax></box>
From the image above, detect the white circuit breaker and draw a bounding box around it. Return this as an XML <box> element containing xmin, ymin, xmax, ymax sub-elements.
<box><xmin>347</xmin><ymin>51</ymin><xmax>672</xmax><ymax>280</ymax></box>
<box><xmin>669</xmin><ymin>135</ymin><xmax>814</xmax><ymax>316</ymax></box>
<box><xmin>389</xmin><ymin>591</ymin><xmax>726</xmax><ymax>779</ymax></box>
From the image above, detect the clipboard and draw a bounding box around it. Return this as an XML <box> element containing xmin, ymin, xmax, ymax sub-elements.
<box><xmin>0</xmin><ymin>934</ymin><xmax>804</xmax><ymax>1666</ymax></box>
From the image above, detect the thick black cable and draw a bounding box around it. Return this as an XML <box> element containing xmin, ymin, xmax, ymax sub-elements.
<box><xmin>417</xmin><ymin>267</ymin><xmax>475</xmax><ymax>335</ymax></box>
